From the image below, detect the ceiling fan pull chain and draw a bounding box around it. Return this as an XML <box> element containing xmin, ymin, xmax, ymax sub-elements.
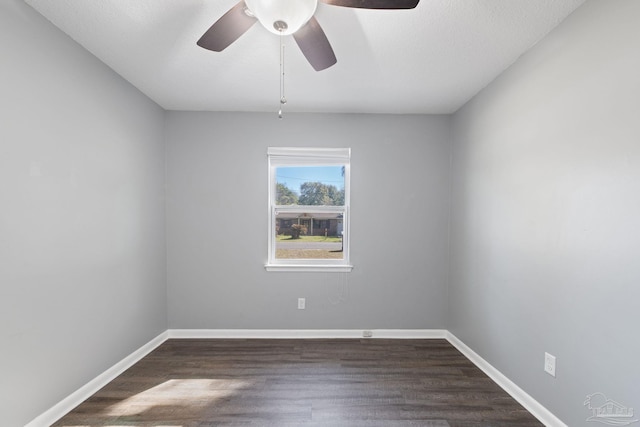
<box><xmin>278</xmin><ymin>32</ymin><xmax>287</xmax><ymax>119</ymax></box>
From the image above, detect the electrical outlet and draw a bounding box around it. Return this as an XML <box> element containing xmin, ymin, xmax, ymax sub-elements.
<box><xmin>298</xmin><ymin>298</ymin><xmax>305</xmax><ymax>310</ymax></box>
<box><xmin>363</xmin><ymin>330</ymin><xmax>373</xmax><ymax>338</ymax></box>
<box><xmin>544</xmin><ymin>352</ymin><xmax>556</xmax><ymax>377</ymax></box>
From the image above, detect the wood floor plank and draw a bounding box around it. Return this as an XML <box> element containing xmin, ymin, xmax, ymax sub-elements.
<box><xmin>53</xmin><ymin>339</ymin><xmax>543</xmax><ymax>427</ymax></box>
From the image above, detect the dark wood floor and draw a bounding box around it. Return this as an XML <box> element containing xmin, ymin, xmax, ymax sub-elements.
<box><xmin>54</xmin><ymin>339</ymin><xmax>543</xmax><ymax>427</ymax></box>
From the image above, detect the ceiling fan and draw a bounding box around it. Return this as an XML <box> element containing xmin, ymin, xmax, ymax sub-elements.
<box><xmin>197</xmin><ymin>0</ymin><xmax>420</xmax><ymax>71</ymax></box>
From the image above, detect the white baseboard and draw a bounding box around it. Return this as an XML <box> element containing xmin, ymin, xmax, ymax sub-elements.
<box><xmin>25</xmin><ymin>330</ymin><xmax>168</xmax><ymax>427</ymax></box>
<box><xmin>27</xmin><ymin>329</ymin><xmax>564</xmax><ymax>427</ymax></box>
<box><xmin>168</xmin><ymin>329</ymin><xmax>447</xmax><ymax>339</ymax></box>
<box><xmin>445</xmin><ymin>331</ymin><xmax>567</xmax><ymax>427</ymax></box>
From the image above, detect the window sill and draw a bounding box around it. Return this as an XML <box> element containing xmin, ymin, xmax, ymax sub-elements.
<box><xmin>265</xmin><ymin>264</ymin><xmax>353</xmax><ymax>273</ymax></box>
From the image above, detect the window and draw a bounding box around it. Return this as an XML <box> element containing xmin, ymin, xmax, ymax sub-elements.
<box><xmin>266</xmin><ymin>147</ymin><xmax>352</xmax><ymax>272</ymax></box>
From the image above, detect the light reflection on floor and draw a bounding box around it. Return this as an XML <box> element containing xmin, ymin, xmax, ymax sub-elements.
<box><xmin>102</xmin><ymin>378</ymin><xmax>254</xmax><ymax>417</ymax></box>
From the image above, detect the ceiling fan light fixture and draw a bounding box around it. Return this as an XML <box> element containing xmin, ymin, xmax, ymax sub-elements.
<box><xmin>245</xmin><ymin>0</ymin><xmax>317</xmax><ymax>35</ymax></box>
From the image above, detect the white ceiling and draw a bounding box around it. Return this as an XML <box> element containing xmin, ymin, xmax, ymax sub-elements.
<box><xmin>25</xmin><ymin>0</ymin><xmax>585</xmax><ymax>114</ymax></box>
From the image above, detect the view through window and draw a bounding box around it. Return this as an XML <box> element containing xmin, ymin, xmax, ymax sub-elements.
<box><xmin>266</xmin><ymin>148</ymin><xmax>351</xmax><ymax>272</ymax></box>
<box><xmin>276</xmin><ymin>166</ymin><xmax>345</xmax><ymax>260</ymax></box>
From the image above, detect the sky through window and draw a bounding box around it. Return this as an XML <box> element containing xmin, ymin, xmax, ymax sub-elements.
<box><xmin>276</xmin><ymin>166</ymin><xmax>344</xmax><ymax>195</ymax></box>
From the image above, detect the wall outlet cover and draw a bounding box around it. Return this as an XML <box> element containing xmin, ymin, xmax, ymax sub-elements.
<box><xmin>544</xmin><ymin>352</ymin><xmax>556</xmax><ymax>377</ymax></box>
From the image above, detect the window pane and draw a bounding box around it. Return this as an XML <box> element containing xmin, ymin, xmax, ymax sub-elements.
<box><xmin>276</xmin><ymin>166</ymin><xmax>345</xmax><ymax>206</ymax></box>
<box><xmin>275</xmin><ymin>211</ymin><xmax>344</xmax><ymax>260</ymax></box>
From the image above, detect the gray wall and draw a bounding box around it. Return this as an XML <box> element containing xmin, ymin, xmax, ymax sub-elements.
<box><xmin>0</xmin><ymin>2</ymin><xmax>167</xmax><ymax>425</ymax></box>
<box><xmin>166</xmin><ymin>112</ymin><xmax>451</xmax><ymax>329</ymax></box>
<box><xmin>449</xmin><ymin>1</ymin><xmax>640</xmax><ymax>425</ymax></box>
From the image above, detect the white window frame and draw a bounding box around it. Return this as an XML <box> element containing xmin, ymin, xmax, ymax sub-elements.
<box><xmin>266</xmin><ymin>147</ymin><xmax>352</xmax><ymax>272</ymax></box>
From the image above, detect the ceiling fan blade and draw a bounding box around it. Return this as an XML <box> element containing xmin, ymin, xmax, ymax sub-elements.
<box><xmin>320</xmin><ymin>0</ymin><xmax>419</xmax><ymax>9</ymax></box>
<box><xmin>293</xmin><ymin>17</ymin><xmax>337</xmax><ymax>72</ymax></box>
<box><xmin>197</xmin><ymin>1</ymin><xmax>257</xmax><ymax>52</ymax></box>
